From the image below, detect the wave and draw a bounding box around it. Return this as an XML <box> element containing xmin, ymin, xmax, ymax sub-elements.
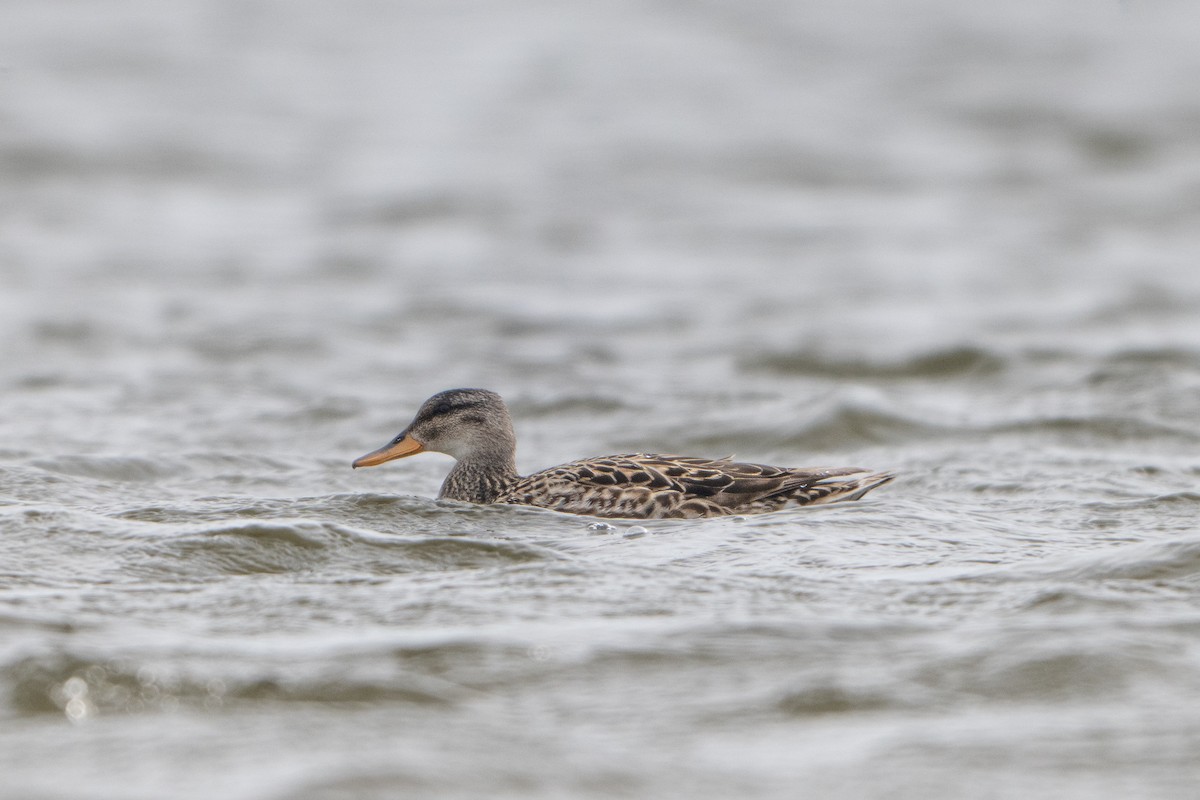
<box><xmin>3</xmin><ymin>492</ymin><xmax>578</xmax><ymax>585</ymax></box>
<box><xmin>1083</xmin><ymin>491</ymin><xmax>1200</xmax><ymax>513</ymax></box>
<box><xmin>742</xmin><ymin>344</ymin><xmax>1006</xmax><ymax>380</ymax></box>
<box><xmin>984</xmin><ymin>414</ymin><xmax>1199</xmax><ymax>443</ymax></box>
<box><xmin>112</xmin><ymin>491</ymin><xmax>576</xmax><ymax>538</ymax></box>
<box><xmin>3</xmin><ymin>647</ymin><xmax>467</xmax><ymax>719</ymax></box>
<box><xmin>1094</xmin><ymin>346</ymin><xmax>1200</xmax><ymax>371</ymax></box>
<box><xmin>25</xmin><ymin>454</ymin><xmax>303</xmax><ymax>484</ymax></box>
<box><xmin>128</xmin><ymin>518</ymin><xmax>567</xmax><ymax>578</ymax></box>
<box><xmin>5</xmin><ymin>608</ymin><xmax>1192</xmax><ymax>725</ymax></box>
<box><xmin>899</xmin><ymin>628</ymin><xmax>1173</xmax><ymax>705</ymax></box>
<box><xmin>939</xmin><ymin>533</ymin><xmax>1200</xmax><ymax>587</ymax></box>
<box><xmin>744</xmin><ymin>342</ymin><xmax>1200</xmax><ymax>382</ymax></box>
<box><xmin>27</xmin><ymin>456</ymin><xmax>184</xmax><ymax>483</ymax></box>
<box><xmin>672</xmin><ymin>401</ymin><xmax>1196</xmax><ymax>453</ymax></box>
<box><xmin>1041</xmin><ymin>534</ymin><xmax>1200</xmax><ymax>583</ymax></box>
<box><xmin>660</xmin><ymin>617</ymin><xmax>1189</xmax><ymax>718</ymax></box>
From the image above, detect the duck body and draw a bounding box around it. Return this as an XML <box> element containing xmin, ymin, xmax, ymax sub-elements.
<box><xmin>496</xmin><ymin>454</ymin><xmax>891</xmax><ymax>519</ymax></box>
<box><xmin>352</xmin><ymin>389</ymin><xmax>893</xmax><ymax>520</ymax></box>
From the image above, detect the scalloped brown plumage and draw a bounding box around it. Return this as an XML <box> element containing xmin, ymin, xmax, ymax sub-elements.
<box><xmin>352</xmin><ymin>389</ymin><xmax>894</xmax><ymax>520</ymax></box>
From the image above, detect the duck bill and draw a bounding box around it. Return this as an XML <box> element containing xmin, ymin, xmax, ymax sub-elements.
<box><xmin>352</xmin><ymin>433</ymin><xmax>425</xmax><ymax>468</ymax></box>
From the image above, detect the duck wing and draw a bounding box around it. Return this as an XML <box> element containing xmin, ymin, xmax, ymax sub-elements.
<box><xmin>633</xmin><ymin>454</ymin><xmax>892</xmax><ymax>515</ymax></box>
<box><xmin>496</xmin><ymin>454</ymin><xmax>892</xmax><ymax>519</ymax></box>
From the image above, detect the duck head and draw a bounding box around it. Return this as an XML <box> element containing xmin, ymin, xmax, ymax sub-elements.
<box><xmin>352</xmin><ymin>388</ymin><xmax>516</xmax><ymax>468</ymax></box>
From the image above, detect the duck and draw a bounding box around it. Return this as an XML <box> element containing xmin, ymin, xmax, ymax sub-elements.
<box><xmin>351</xmin><ymin>388</ymin><xmax>893</xmax><ymax>519</ymax></box>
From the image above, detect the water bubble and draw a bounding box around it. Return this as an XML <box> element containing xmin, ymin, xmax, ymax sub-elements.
<box><xmin>65</xmin><ymin>697</ymin><xmax>91</xmax><ymax>722</ymax></box>
<box><xmin>62</xmin><ymin>676</ymin><xmax>88</xmax><ymax>699</ymax></box>
<box><xmin>58</xmin><ymin>677</ymin><xmax>93</xmax><ymax>723</ymax></box>
<box><xmin>136</xmin><ymin>665</ymin><xmax>159</xmax><ymax>686</ymax></box>
<box><xmin>587</xmin><ymin>522</ymin><xmax>617</xmax><ymax>534</ymax></box>
<box><xmin>527</xmin><ymin>645</ymin><xmax>553</xmax><ymax>662</ymax></box>
<box><xmin>623</xmin><ymin>526</ymin><xmax>648</xmax><ymax>539</ymax></box>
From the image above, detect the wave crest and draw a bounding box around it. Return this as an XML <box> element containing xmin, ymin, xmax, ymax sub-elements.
<box><xmin>131</xmin><ymin>519</ymin><xmax>564</xmax><ymax>578</ymax></box>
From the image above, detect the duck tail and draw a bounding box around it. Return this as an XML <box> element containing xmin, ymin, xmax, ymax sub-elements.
<box><xmin>807</xmin><ymin>471</ymin><xmax>895</xmax><ymax>504</ymax></box>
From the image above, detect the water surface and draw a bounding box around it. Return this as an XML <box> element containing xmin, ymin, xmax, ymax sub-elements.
<box><xmin>4</xmin><ymin>1</ymin><xmax>1200</xmax><ymax>798</ymax></box>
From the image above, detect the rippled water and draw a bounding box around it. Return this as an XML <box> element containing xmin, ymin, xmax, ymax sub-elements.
<box><xmin>5</xmin><ymin>1</ymin><xmax>1200</xmax><ymax>798</ymax></box>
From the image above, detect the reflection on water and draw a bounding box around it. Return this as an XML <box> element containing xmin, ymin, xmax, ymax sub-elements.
<box><xmin>3</xmin><ymin>0</ymin><xmax>1200</xmax><ymax>798</ymax></box>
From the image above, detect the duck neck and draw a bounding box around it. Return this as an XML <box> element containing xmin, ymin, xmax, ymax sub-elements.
<box><xmin>439</xmin><ymin>448</ymin><xmax>520</xmax><ymax>504</ymax></box>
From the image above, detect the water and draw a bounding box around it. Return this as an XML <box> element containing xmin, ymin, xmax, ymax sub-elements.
<box><xmin>4</xmin><ymin>1</ymin><xmax>1200</xmax><ymax>797</ymax></box>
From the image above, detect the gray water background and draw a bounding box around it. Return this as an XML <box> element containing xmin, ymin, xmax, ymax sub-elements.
<box><xmin>4</xmin><ymin>1</ymin><xmax>1200</xmax><ymax>798</ymax></box>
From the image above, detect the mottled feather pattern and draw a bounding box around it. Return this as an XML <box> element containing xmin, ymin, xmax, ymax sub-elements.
<box><xmin>353</xmin><ymin>390</ymin><xmax>894</xmax><ymax>520</ymax></box>
<box><xmin>495</xmin><ymin>454</ymin><xmax>893</xmax><ymax>519</ymax></box>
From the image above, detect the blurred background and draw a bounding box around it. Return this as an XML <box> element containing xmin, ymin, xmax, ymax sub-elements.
<box><xmin>4</xmin><ymin>1</ymin><xmax>1200</xmax><ymax>798</ymax></box>
<box><xmin>5</xmin><ymin>0</ymin><xmax>1200</xmax><ymax>470</ymax></box>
